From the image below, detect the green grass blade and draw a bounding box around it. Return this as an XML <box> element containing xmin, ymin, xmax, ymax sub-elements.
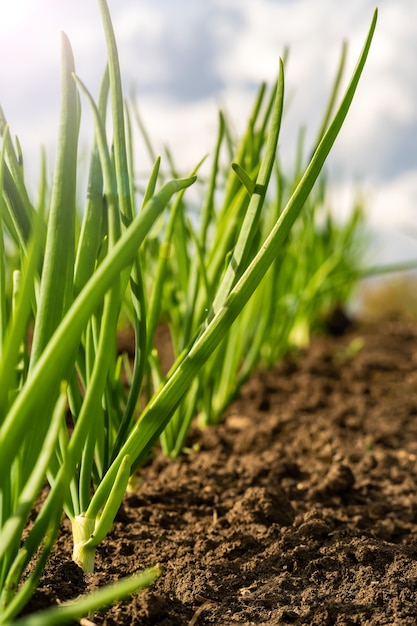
<box><xmin>29</xmin><ymin>32</ymin><xmax>79</xmax><ymax>367</ymax></box>
<box><xmin>223</xmin><ymin>81</ymin><xmax>267</xmax><ymax>208</ymax></box>
<box><xmin>0</xmin><ymin>203</ymin><xmax>45</xmax><ymax>422</ymax></box>
<box><xmin>73</xmin><ymin>74</ymin><xmax>120</xmax><ymax>243</ymax></box>
<box><xmin>0</xmin><ymin>164</ymin><xmax>33</xmax><ymax>251</ymax></box>
<box><xmin>141</xmin><ymin>157</ymin><xmax>161</xmax><ymax>206</ymax></box>
<box><xmin>119</xmin><ymin>105</ymin><xmax>149</xmax><ymax>454</ymax></box>
<box><xmin>98</xmin><ymin>0</ymin><xmax>133</xmax><ymax>224</ymax></box>
<box><xmin>208</xmin><ymin>61</ymin><xmax>284</xmax><ymax>322</ymax></box>
<box><xmin>0</xmin><ymin>127</ymin><xmax>8</xmax><ymax>352</ymax></box>
<box><xmin>71</xmin><ymin>71</ymin><xmax>129</xmax><ymax>510</ymax></box>
<box><xmin>231</xmin><ymin>162</ymin><xmax>256</xmax><ymax>195</ymax></box>
<box><xmin>111</xmin><ymin>146</ymin><xmax>159</xmax><ymax>452</ymax></box>
<box><xmin>74</xmin><ymin>67</ymin><xmax>109</xmax><ymax>295</ymax></box>
<box><xmin>75</xmin><ymin>299</ymin><xmax>119</xmax><ymax>512</ymax></box>
<box><xmin>0</xmin><ymin>106</ymin><xmax>35</xmax><ymax>247</ymax></box>
<box><xmin>5</xmin><ymin>566</ymin><xmax>161</xmax><ymax>626</ymax></box>
<box><xmin>146</xmin><ymin>157</ymin><xmax>205</xmax><ymax>350</ymax></box>
<box><xmin>1</xmin><ymin>515</ymin><xmax>61</xmax><ymax>623</ymax></box>
<box><xmin>0</xmin><ymin>386</ymin><xmax>66</xmax><ymax>568</ymax></box>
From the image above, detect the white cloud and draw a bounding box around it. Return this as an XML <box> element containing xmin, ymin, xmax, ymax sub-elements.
<box><xmin>330</xmin><ymin>0</ymin><xmax>417</xmax><ymax>180</ymax></box>
<box><xmin>368</xmin><ymin>170</ymin><xmax>417</xmax><ymax>228</ymax></box>
<box><xmin>0</xmin><ymin>0</ymin><xmax>416</xmax><ymax>268</ymax></box>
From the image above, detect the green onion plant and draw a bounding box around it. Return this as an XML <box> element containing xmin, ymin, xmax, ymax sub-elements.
<box><xmin>0</xmin><ymin>2</ymin><xmax>377</xmax><ymax>622</ymax></box>
<box><xmin>145</xmin><ymin>45</ymin><xmax>370</xmax><ymax>446</ymax></box>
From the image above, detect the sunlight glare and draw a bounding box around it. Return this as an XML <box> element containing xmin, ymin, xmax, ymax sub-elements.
<box><xmin>0</xmin><ymin>0</ymin><xmax>36</xmax><ymax>36</ymax></box>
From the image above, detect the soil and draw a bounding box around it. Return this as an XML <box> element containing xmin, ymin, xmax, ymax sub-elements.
<box><xmin>22</xmin><ymin>315</ymin><xmax>417</xmax><ymax>625</ymax></box>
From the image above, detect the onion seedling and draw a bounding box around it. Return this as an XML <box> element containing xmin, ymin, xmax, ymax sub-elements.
<box><xmin>0</xmin><ymin>3</ymin><xmax>193</xmax><ymax>620</ymax></box>
<box><xmin>147</xmin><ymin>24</ymin><xmax>375</xmax><ymax>445</ymax></box>
<box><xmin>0</xmin><ymin>1</ymin><xmax>377</xmax><ymax>621</ymax></box>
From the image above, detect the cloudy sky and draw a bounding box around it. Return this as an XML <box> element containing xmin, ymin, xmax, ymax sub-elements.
<box><xmin>0</xmin><ymin>0</ymin><xmax>416</xmax><ymax>266</ymax></box>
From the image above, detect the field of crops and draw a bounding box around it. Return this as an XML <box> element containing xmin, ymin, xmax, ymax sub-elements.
<box><xmin>4</xmin><ymin>4</ymin><xmax>417</xmax><ymax>625</ymax></box>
